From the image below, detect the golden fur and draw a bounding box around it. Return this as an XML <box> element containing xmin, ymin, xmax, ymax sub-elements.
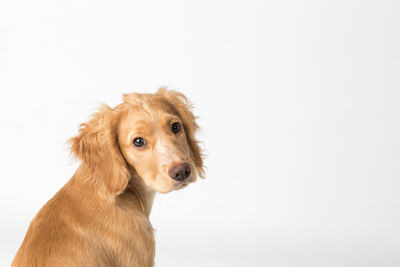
<box><xmin>12</xmin><ymin>88</ymin><xmax>204</xmax><ymax>267</ymax></box>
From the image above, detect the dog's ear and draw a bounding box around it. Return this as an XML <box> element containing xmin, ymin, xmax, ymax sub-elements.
<box><xmin>157</xmin><ymin>88</ymin><xmax>205</xmax><ymax>178</ymax></box>
<box><xmin>69</xmin><ymin>105</ymin><xmax>130</xmax><ymax>196</ymax></box>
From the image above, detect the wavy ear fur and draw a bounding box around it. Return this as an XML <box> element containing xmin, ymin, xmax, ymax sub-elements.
<box><xmin>157</xmin><ymin>88</ymin><xmax>205</xmax><ymax>178</ymax></box>
<box><xmin>69</xmin><ymin>105</ymin><xmax>130</xmax><ymax>196</ymax></box>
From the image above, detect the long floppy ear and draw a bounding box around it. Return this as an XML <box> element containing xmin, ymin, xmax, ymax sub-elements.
<box><xmin>157</xmin><ymin>88</ymin><xmax>205</xmax><ymax>178</ymax></box>
<box><xmin>69</xmin><ymin>104</ymin><xmax>130</xmax><ymax>196</ymax></box>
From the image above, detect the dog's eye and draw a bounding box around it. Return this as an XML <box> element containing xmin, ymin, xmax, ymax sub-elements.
<box><xmin>171</xmin><ymin>122</ymin><xmax>181</xmax><ymax>134</ymax></box>
<box><xmin>133</xmin><ymin>137</ymin><xmax>146</xmax><ymax>148</ymax></box>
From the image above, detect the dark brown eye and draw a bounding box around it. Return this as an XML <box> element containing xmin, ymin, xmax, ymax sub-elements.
<box><xmin>133</xmin><ymin>137</ymin><xmax>146</xmax><ymax>148</ymax></box>
<box><xmin>171</xmin><ymin>122</ymin><xmax>181</xmax><ymax>134</ymax></box>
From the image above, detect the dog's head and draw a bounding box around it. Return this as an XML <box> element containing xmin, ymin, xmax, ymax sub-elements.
<box><xmin>69</xmin><ymin>88</ymin><xmax>204</xmax><ymax>196</ymax></box>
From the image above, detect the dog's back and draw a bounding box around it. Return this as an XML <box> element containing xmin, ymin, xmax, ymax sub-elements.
<box><xmin>12</xmin><ymin>174</ymin><xmax>155</xmax><ymax>267</ymax></box>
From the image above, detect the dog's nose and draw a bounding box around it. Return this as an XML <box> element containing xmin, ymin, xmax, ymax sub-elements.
<box><xmin>168</xmin><ymin>162</ymin><xmax>191</xmax><ymax>181</ymax></box>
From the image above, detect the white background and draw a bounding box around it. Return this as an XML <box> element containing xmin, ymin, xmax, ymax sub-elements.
<box><xmin>1</xmin><ymin>0</ymin><xmax>399</xmax><ymax>266</ymax></box>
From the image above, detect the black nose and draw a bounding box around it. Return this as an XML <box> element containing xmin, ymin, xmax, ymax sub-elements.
<box><xmin>168</xmin><ymin>162</ymin><xmax>191</xmax><ymax>181</ymax></box>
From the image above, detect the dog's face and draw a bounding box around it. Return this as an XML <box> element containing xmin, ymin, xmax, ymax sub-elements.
<box><xmin>70</xmin><ymin>88</ymin><xmax>204</xmax><ymax>196</ymax></box>
<box><xmin>118</xmin><ymin>96</ymin><xmax>197</xmax><ymax>193</ymax></box>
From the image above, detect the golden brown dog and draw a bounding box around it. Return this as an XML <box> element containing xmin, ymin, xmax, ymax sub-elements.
<box><xmin>12</xmin><ymin>88</ymin><xmax>204</xmax><ymax>267</ymax></box>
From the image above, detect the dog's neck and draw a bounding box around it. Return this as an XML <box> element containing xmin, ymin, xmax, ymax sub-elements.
<box><xmin>73</xmin><ymin>166</ymin><xmax>155</xmax><ymax>218</ymax></box>
<box><xmin>124</xmin><ymin>174</ymin><xmax>155</xmax><ymax>218</ymax></box>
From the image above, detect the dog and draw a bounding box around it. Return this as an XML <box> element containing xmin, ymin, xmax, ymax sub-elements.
<box><xmin>12</xmin><ymin>88</ymin><xmax>204</xmax><ymax>267</ymax></box>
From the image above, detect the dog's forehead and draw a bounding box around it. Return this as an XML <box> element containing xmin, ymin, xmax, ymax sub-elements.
<box><xmin>124</xmin><ymin>94</ymin><xmax>178</xmax><ymax>118</ymax></box>
<box><xmin>120</xmin><ymin>102</ymin><xmax>177</xmax><ymax>131</ymax></box>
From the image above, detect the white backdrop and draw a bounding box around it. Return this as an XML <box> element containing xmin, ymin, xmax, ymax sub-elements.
<box><xmin>1</xmin><ymin>0</ymin><xmax>399</xmax><ymax>266</ymax></box>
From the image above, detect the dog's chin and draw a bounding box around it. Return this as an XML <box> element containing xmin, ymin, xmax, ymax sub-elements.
<box><xmin>148</xmin><ymin>174</ymin><xmax>196</xmax><ymax>194</ymax></box>
<box><xmin>157</xmin><ymin>181</ymin><xmax>190</xmax><ymax>193</ymax></box>
<box><xmin>174</xmin><ymin>182</ymin><xmax>189</xmax><ymax>190</ymax></box>
<box><xmin>173</xmin><ymin>176</ymin><xmax>197</xmax><ymax>191</ymax></box>
<box><xmin>149</xmin><ymin>181</ymin><xmax>183</xmax><ymax>194</ymax></box>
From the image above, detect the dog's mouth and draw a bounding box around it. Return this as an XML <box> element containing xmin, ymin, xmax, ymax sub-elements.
<box><xmin>174</xmin><ymin>180</ymin><xmax>191</xmax><ymax>189</ymax></box>
<box><xmin>178</xmin><ymin>183</ymin><xmax>188</xmax><ymax>189</ymax></box>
